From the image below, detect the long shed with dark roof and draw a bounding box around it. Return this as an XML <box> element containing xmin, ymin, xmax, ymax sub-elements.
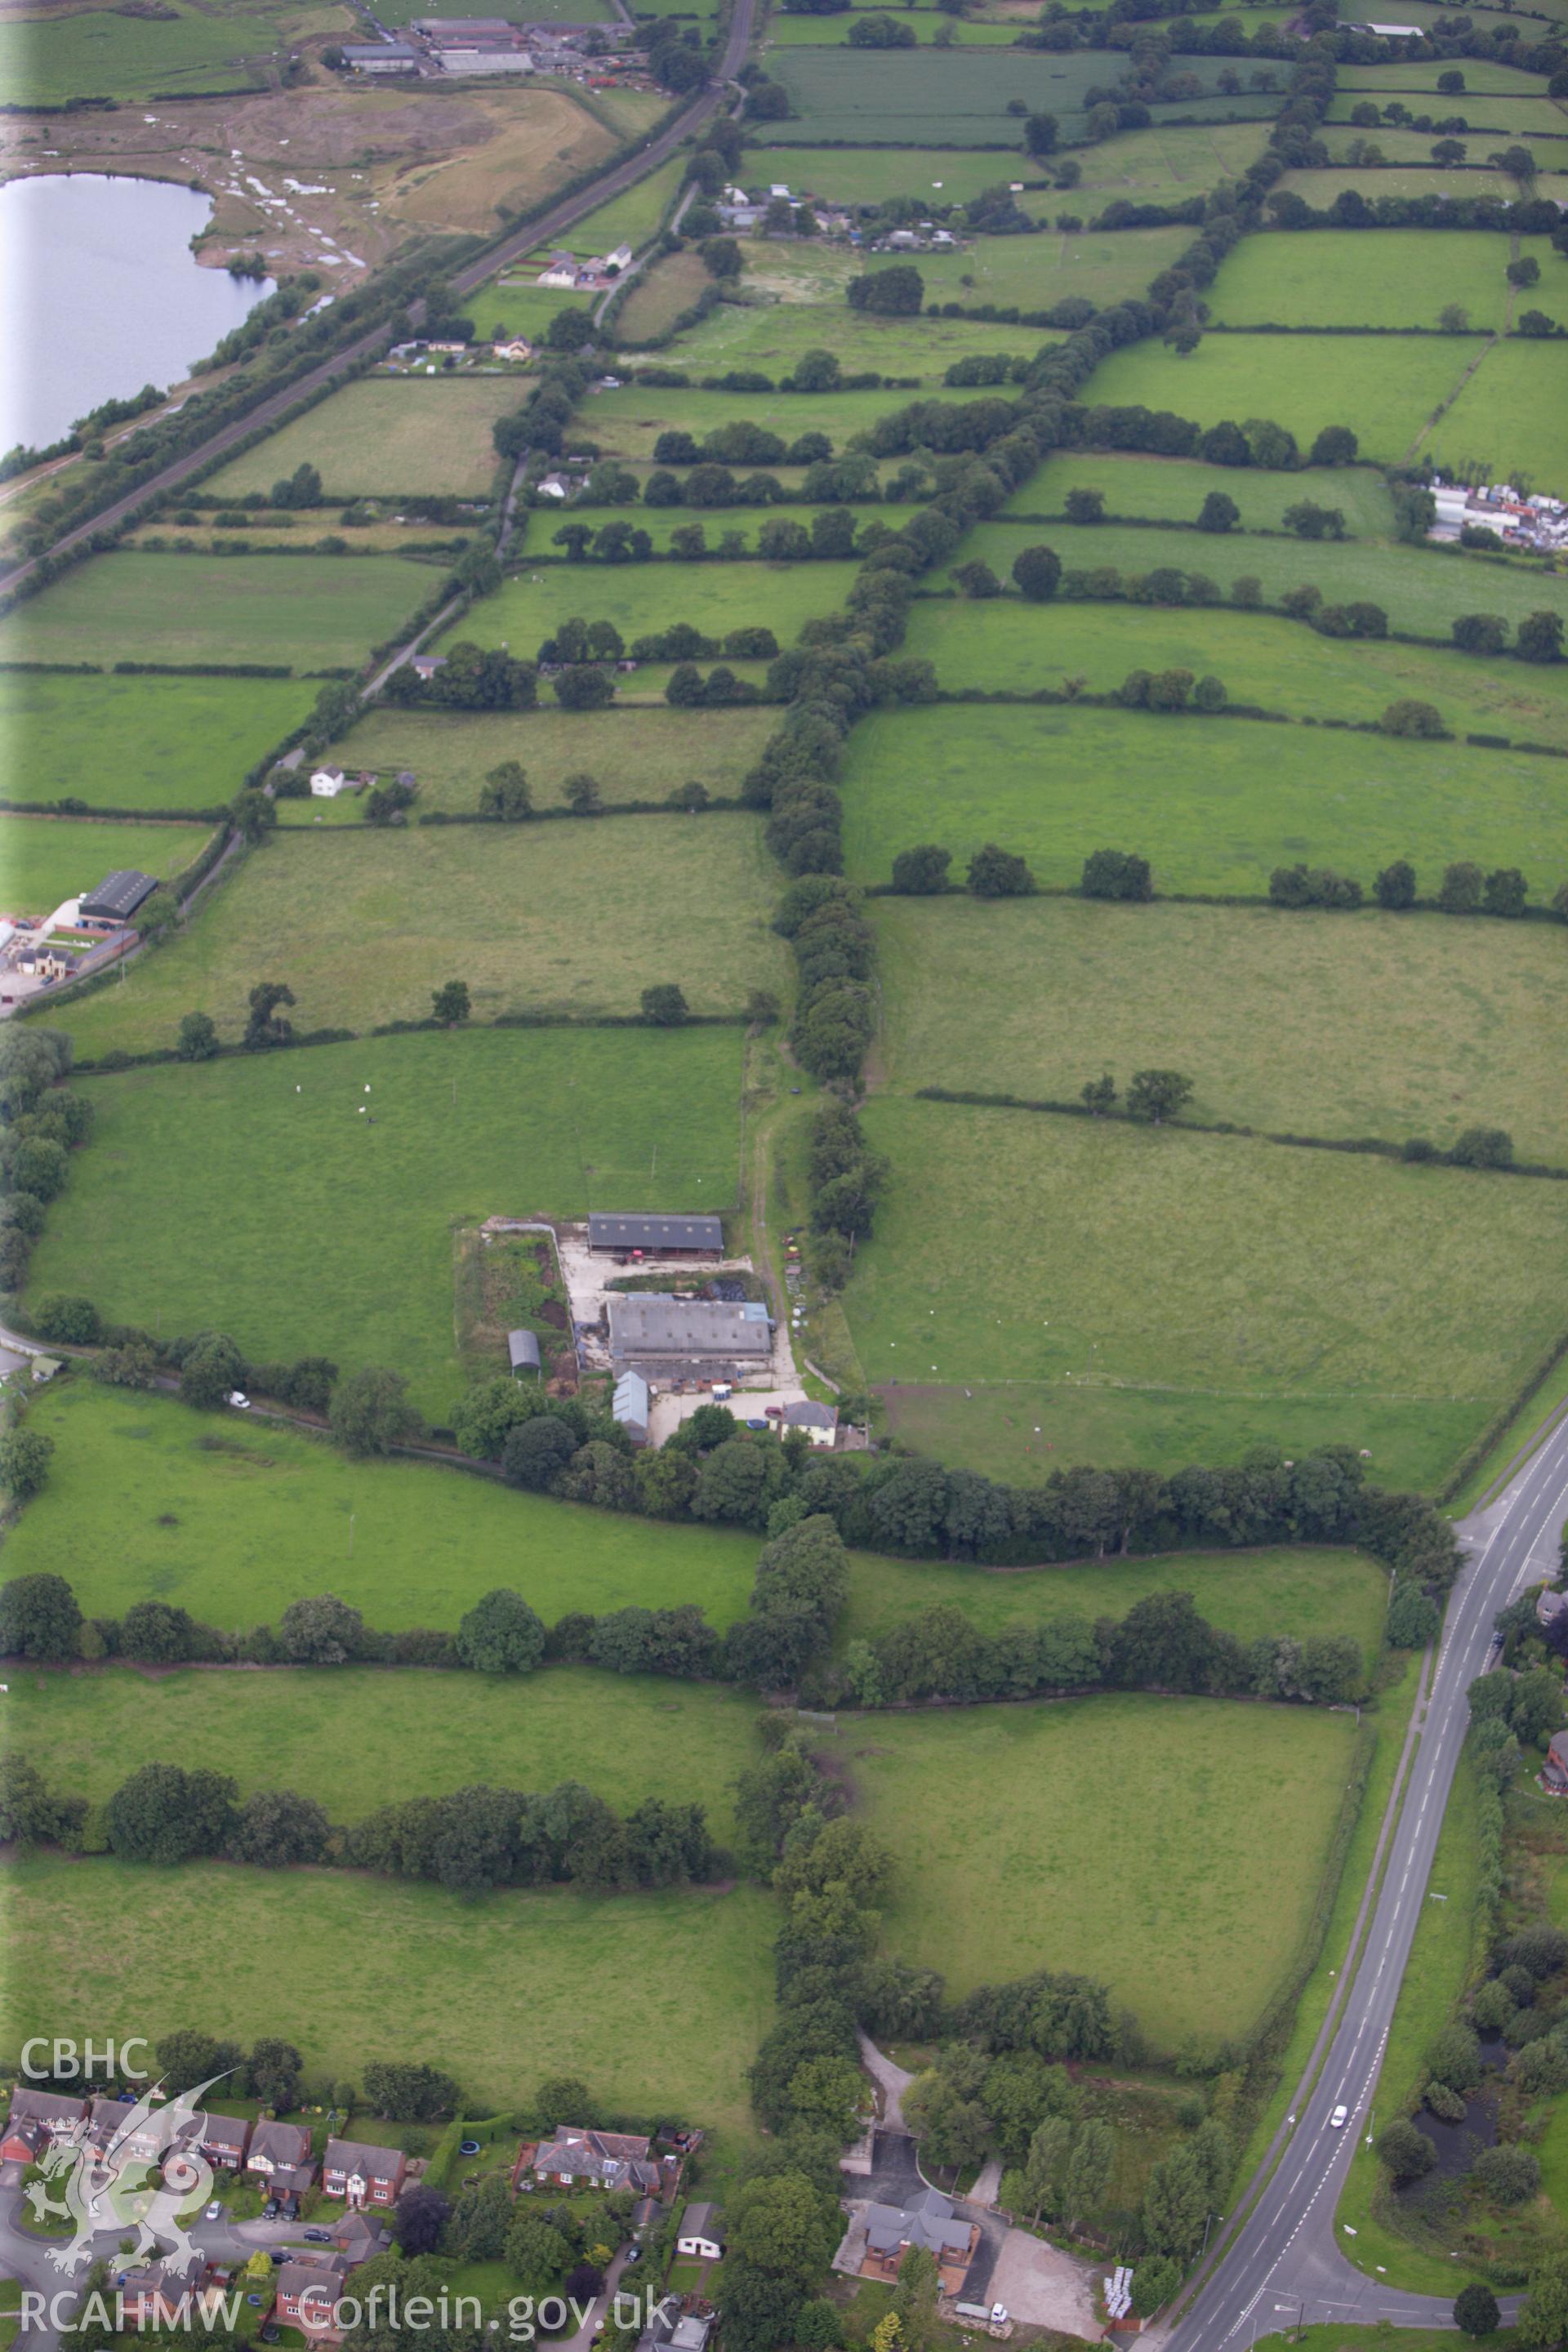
<box><xmin>588</xmin><ymin>1214</ymin><xmax>723</xmax><ymax>1254</ymax></box>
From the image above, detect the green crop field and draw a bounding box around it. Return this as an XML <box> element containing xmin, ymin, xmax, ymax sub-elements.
<box><xmin>0</xmin><ymin>2</ymin><xmax>280</xmax><ymax>103</ymax></box>
<box><xmin>47</xmin><ymin>814</ymin><xmax>786</xmax><ymax>1054</ymax></box>
<box><xmin>203</xmin><ymin>381</ymin><xmax>525</xmax><ymax>501</ymax></box>
<box><xmin>0</xmin><ymin>1854</ymin><xmax>775</xmax><ymax>2134</ymax></box>
<box><xmin>0</xmin><ymin>670</ymin><xmax>318</xmax><ymax>817</ymax></box>
<box><xmin>0</xmin><ymin>554</ymin><xmax>428</xmax><ymax>672</ymax></box>
<box><xmin>1422</xmin><ymin>339</ymin><xmax>1568</xmax><ymax>492</ymax></box>
<box><xmin>286</xmin><ymin>704</ymin><xmax>779</xmax><ymax>822</ymax></box>
<box><xmin>1204</xmin><ymin>230</ymin><xmax>1552</xmax><ymax>328</ymax></box>
<box><xmin>758</xmin><ymin>47</ymin><xmax>1274</xmax><ymax>143</ymax></box>
<box><xmin>10</xmin><ymin>1662</ymin><xmax>763</xmax><ymax>1842</ymax></box>
<box><xmin>839</xmin><ymin>701</ymin><xmax>1567</xmax><ymax>894</ymax></box>
<box><xmin>843</xmin><ymin>1097</ymin><xmax>1568</xmax><ymax>1485</ymax></box>
<box><xmin>939</xmin><ymin>519</ymin><xmax>1568</xmax><ymax>636</ymax></box>
<box><xmin>577</xmin><ymin>385</ymin><xmax>901</xmax><ymax>459</ymax></box>
<box><xmin>455</xmin><ymin>560</ymin><xmax>862</xmax><ymax>659</ymax></box>
<box><xmin>27</xmin><ymin>1026</ymin><xmax>746</xmax><ymax>1416</ymax></box>
<box><xmin>3</xmin><ymin>1383</ymin><xmax>764</xmax><ymax>1630</ymax></box>
<box><xmin>1001</xmin><ymin>452</ymin><xmax>1397</xmax><ymax>536</ymax></box>
<box><xmin>839</xmin><ymin>1694</ymin><xmax>1358</xmax><ymax>2055</ymax></box>
<box><xmin>1080</xmin><ymin>332</ymin><xmax>1477</xmax><ymax>470</ymax></box>
<box><xmin>874</xmin><ymin>895</ymin><xmax>1568</xmax><ymax>1161</ymax></box>
<box><xmin>0</xmin><ymin>816</ymin><xmax>216</xmax><ymax>919</ymax></box>
<box><xmin>840</xmin><ymin>1543</ymin><xmax>1389</xmax><ymax>1663</ymax></box>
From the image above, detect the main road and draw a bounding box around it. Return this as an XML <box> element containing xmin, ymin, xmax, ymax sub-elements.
<box><xmin>1167</xmin><ymin>1413</ymin><xmax>1568</xmax><ymax>2349</ymax></box>
<box><xmin>0</xmin><ymin>0</ymin><xmax>757</xmax><ymax>595</ymax></box>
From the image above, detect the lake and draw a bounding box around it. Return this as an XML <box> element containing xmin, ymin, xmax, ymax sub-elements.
<box><xmin>0</xmin><ymin>172</ymin><xmax>274</xmax><ymax>454</ymax></box>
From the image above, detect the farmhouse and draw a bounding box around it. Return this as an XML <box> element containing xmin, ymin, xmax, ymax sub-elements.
<box><xmin>589</xmin><ymin>1213</ymin><xmax>724</xmax><ymax>1256</ymax></box>
<box><xmin>529</xmin><ymin>2126</ymin><xmax>662</xmax><ymax>2194</ymax></box>
<box><xmin>1541</xmin><ymin>1730</ymin><xmax>1568</xmax><ymax>1794</ymax></box>
<box><xmin>493</xmin><ymin>338</ymin><xmax>534</xmax><ymax>362</ymax></box>
<box><xmin>247</xmin><ymin>2118</ymin><xmax>316</xmax><ymax>2195</ymax></box>
<box><xmin>322</xmin><ymin>2136</ymin><xmax>408</xmax><ymax>2206</ymax></box>
<box><xmin>675</xmin><ymin>2203</ymin><xmax>726</xmax><ymax>2260</ymax></box>
<box><xmin>538</xmin><ymin>254</ymin><xmax>581</xmax><ymax>289</ymax></box>
<box><xmin>608</xmin><ymin>1294</ymin><xmax>773</xmax><ymax>1370</ymax></box>
<box><xmin>80</xmin><ymin>870</ymin><xmax>158</xmax><ymax>922</ymax></box>
<box><xmin>311</xmin><ymin>766</ymin><xmax>350</xmax><ymax>798</ymax></box>
<box><xmin>782</xmin><ymin>1399</ymin><xmax>837</xmax><ymax>1447</ymax></box>
<box><xmin>508</xmin><ymin>1328</ymin><xmax>542</xmax><ymax>1380</ymax></box>
<box><xmin>0</xmin><ymin>2087</ymin><xmax>88</xmax><ymax>2163</ymax></box>
<box><xmin>861</xmin><ymin>2189</ymin><xmax>978</xmax><ymax>2292</ymax></box>
<box><xmin>613</xmin><ymin>1368</ymin><xmax>651</xmax><ymax>1445</ymax></box>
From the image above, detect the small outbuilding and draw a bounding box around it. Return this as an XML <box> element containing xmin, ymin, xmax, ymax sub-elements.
<box><xmin>675</xmin><ymin>2203</ymin><xmax>726</xmax><ymax>2261</ymax></box>
<box><xmin>79</xmin><ymin>869</ymin><xmax>158</xmax><ymax>920</ymax></box>
<box><xmin>612</xmin><ymin>1369</ymin><xmax>650</xmax><ymax>1445</ymax></box>
<box><xmin>507</xmin><ymin>1328</ymin><xmax>542</xmax><ymax>1379</ymax></box>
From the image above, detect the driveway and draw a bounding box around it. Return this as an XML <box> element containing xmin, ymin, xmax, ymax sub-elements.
<box><xmin>982</xmin><ymin>2226</ymin><xmax>1100</xmax><ymax>2341</ymax></box>
<box><xmin>858</xmin><ymin>2032</ymin><xmax>915</xmax><ymax>2131</ymax></box>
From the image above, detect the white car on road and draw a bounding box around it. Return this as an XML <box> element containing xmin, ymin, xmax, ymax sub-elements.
<box><xmin>1330</xmin><ymin>2105</ymin><xmax>1349</xmax><ymax>2128</ymax></box>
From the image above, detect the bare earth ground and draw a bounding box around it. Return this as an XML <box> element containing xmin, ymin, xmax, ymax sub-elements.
<box><xmin>0</xmin><ymin>79</ymin><xmax>621</xmax><ymax>278</ymax></box>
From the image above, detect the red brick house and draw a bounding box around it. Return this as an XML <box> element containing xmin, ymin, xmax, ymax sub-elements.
<box><xmin>200</xmin><ymin>2113</ymin><xmax>253</xmax><ymax>2170</ymax></box>
<box><xmin>1541</xmin><ymin>1730</ymin><xmax>1568</xmax><ymax>1794</ymax></box>
<box><xmin>0</xmin><ymin>2090</ymin><xmax>88</xmax><ymax>2164</ymax></box>
<box><xmin>118</xmin><ymin>2255</ymin><xmax>214</xmax><ymax>2328</ymax></box>
<box><xmin>322</xmin><ymin>2138</ymin><xmax>408</xmax><ymax>2207</ymax></box>
<box><xmin>274</xmin><ymin>2255</ymin><xmax>354</xmax><ymax>2345</ymax></box>
<box><xmin>247</xmin><ymin>2118</ymin><xmax>316</xmax><ymax>2196</ymax></box>
<box><xmin>529</xmin><ymin>2128</ymin><xmax>663</xmax><ymax>2194</ymax></box>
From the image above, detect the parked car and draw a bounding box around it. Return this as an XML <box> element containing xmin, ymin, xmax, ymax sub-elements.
<box><xmin>205</xmin><ymin>2202</ymin><xmax>223</xmax><ymax>2220</ymax></box>
<box><xmin>226</xmin><ymin>1390</ymin><xmax>251</xmax><ymax>1410</ymax></box>
<box><xmin>303</xmin><ymin>2230</ymin><xmax>332</xmax><ymax>2244</ymax></box>
<box><xmin>622</xmin><ymin>2248</ymin><xmax>642</xmax><ymax>2267</ymax></box>
<box><xmin>262</xmin><ymin>2200</ymin><xmax>279</xmax><ymax>2219</ymax></box>
<box><xmin>269</xmin><ymin>2252</ymin><xmax>288</xmax><ymax>2268</ymax></box>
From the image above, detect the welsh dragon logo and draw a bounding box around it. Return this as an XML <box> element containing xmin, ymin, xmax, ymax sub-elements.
<box><xmin>26</xmin><ymin>2074</ymin><xmax>227</xmax><ymax>2277</ymax></box>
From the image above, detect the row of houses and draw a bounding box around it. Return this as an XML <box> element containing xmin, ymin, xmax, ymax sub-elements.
<box><xmin>1</xmin><ymin>2091</ymin><xmax>408</xmax><ymax>2209</ymax></box>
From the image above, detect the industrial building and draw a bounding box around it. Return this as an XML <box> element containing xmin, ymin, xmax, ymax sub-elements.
<box><xmin>608</xmin><ymin>1294</ymin><xmax>772</xmax><ymax>1369</ymax></box>
<box><xmin>588</xmin><ymin>1213</ymin><xmax>724</xmax><ymax>1256</ymax></box>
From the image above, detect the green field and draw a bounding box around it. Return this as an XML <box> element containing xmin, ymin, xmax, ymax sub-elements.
<box><xmin>552</xmin><ymin>154</ymin><xmax>687</xmax><ymax>259</ymax></box>
<box><xmin>1324</xmin><ymin>89</ymin><xmax>1568</xmax><ymax>137</ymax></box>
<box><xmin>2</xmin><ymin>1383</ymin><xmax>764</xmax><ymax>1630</ymax></box>
<box><xmin>618</xmin><ymin>503</ymin><xmax>890</xmax><ymax>559</ymax></box>
<box><xmin>840</xmin><ymin>702</ymin><xmax>1567</xmax><ymax>898</ymax></box>
<box><xmin>372</xmin><ymin>0</ymin><xmax>613</xmax><ymax>22</ymax></box>
<box><xmin>9</xmin><ymin>1662</ymin><xmax>762</xmax><ymax>1842</ymax></box>
<box><xmin>0</xmin><ymin>816</ymin><xmax>216</xmax><ymax>920</ymax></box>
<box><xmin>1338</xmin><ymin>57</ymin><xmax>1550</xmax><ymax>92</ymax></box>
<box><xmin>757</xmin><ymin>47</ymin><xmax>1274</xmax><ymax>143</ymax></box>
<box><xmin>728</xmin><ymin>147</ymin><xmax>1058</xmax><ymax>207</ymax></box>
<box><xmin>0</xmin><ymin>1</ymin><xmax>281</xmax><ymax>103</ymax></box>
<box><xmin>1071</xmin><ymin>118</ymin><xmax>1274</xmax><ymax>205</ymax></box>
<box><xmin>840</xmin><ymin>1542</ymin><xmax>1389</xmax><ymax>1663</ymax></box>
<box><xmin>940</xmin><ymin>519</ymin><xmax>1568</xmax><ymax>635</ymax></box>
<box><xmin>1002</xmin><ymin>452</ymin><xmax>1397</xmax><ymax>536</ymax></box>
<box><xmin>913</xmin><ymin>225</ymin><xmax>1196</xmax><ymax>314</ymax></box>
<box><xmin>1275</xmin><ymin>163</ymin><xmax>1568</xmax><ymax>211</ymax></box>
<box><xmin>28</xmin><ymin>1026</ymin><xmax>745</xmax><ymax>1416</ymax></box>
<box><xmin>46</xmin><ymin>815</ymin><xmax>786</xmax><ymax>1054</ymax></box>
<box><xmin>1080</xmin><ymin>332</ymin><xmax>1481</xmax><ymax>470</ymax></box>
<box><xmin>0</xmin><ymin>554</ymin><xmax>428</xmax><ymax>672</ymax></box>
<box><xmin>287</xmin><ymin>704</ymin><xmax>779</xmax><ymax>822</ymax></box>
<box><xmin>903</xmin><ymin>595</ymin><xmax>1568</xmax><ymax>745</ymax></box>
<box><xmin>577</xmin><ymin>385</ymin><xmax>901</xmax><ymax>459</ymax></box>
<box><xmin>0</xmin><ymin>670</ymin><xmax>318</xmax><ymax>817</ymax></box>
<box><xmin>844</xmin><ymin>1096</ymin><xmax>1568</xmax><ymax>1485</ymax></box>
<box><xmin>841</xmin><ymin>1694</ymin><xmax>1358</xmax><ymax>2054</ymax></box>
<box><xmin>764</xmin><ymin>12</ymin><xmax>1022</xmax><ymax>41</ymax></box>
<box><xmin>203</xmin><ymin>380</ymin><xmax>525</xmax><ymax>501</ymax></box>
<box><xmin>874</xmin><ymin>895</ymin><xmax>1568</xmax><ymax>1161</ymax></box>
<box><xmin>463</xmin><ymin>283</ymin><xmax>593</xmax><ymax>345</ymax></box>
<box><xmin>1422</xmin><ymin>339</ymin><xmax>1568</xmax><ymax>493</ymax></box>
<box><xmin>1205</xmin><ymin>230</ymin><xmax>1552</xmax><ymax>328</ymax></box>
<box><xmin>0</xmin><ymin>1854</ymin><xmax>774</xmax><ymax>2134</ymax></box>
<box><xmin>456</xmin><ymin>560</ymin><xmax>861</xmax><ymax>658</ymax></box>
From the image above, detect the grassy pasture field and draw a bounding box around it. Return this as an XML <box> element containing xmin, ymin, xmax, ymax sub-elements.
<box><xmin>1001</xmin><ymin>452</ymin><xmax>1397</xmax><ymax>536</ymax></box>
<box><xmin>1337</xmin><ymin>57</ymin><xmax>1551</xmax><ymax>92</ymax></box>
<box><xmin>615</xmin><ymin>251</ymin><xmax>715</xmax><ymax>345</ymax></box>
<box><xmin>464</xmin><ymin>283</ymin><xmax>592</xmax><ymax>345</ymax></box>
<box><xmin>726</xmin><ymin>147</ymin><xmax>1060</xmax><ymax>207</ymax></box>
<box><xmin>839</xmin><ymin>701</ymin><xmax>1567</xmax><ymax>894</ymax></box>
<box><xmin>372</xmin><ymin>0</ymin><xmax>615</xmax><ymax>20</ymax></box>
<box><xmin>48</xmin><ymin>814</ymin><xmax>786</xmax><ymax>1053</ymax></box>
<box><xmin>455</xmin><ymin>560</ymin><xmax>861</xmax><ymax>658</ymax></box>
<box><xmin>1273</xmin><ymin>163</ymin><xmax>1568</xmax><ymax>210</ymax></box>
<box><xmin>0</xmin><ymin>2</ymin><xmax>280</xmax><ymax>104</ymax></box>
<box><xmin>839</xmin><ymin>1695</ymin><xmax>1359</xmax><ymax>2054</ymax></box>
<box><xmin>555</xmin><ymin>154</ymin><xmax>687</xmax><ymax>261</ymax></box>
<box><xmin>941</xmin><ymin>518</ymin><xmax>1568</xmax><ymax>636</ymax></box>
<box><xmin>1069</xmin><ymin>118</ymin><xmax>1274</xmax><ymax>205</ymax></box>
<box><xmin>203</xmin><ymin>380</ymin><xmax>523</xmax><ymax>500</ymax></box>
<box><xmin>3</xmin><ymin>1383</ymin><xmax>764</xmax><ymax>1631</ymax></box>
<box><xmin>757</xmin><ymin>47</ymin><xmax>1273</xmax><ymax>142</ymax></box>
<box><xmin>27</xmin><ymin>1026</ymin><xmax>746</xmax><ymax>1417</ymax></box>
<box><xmin>10</xmin><ymin>1664</ymin><xmax>762</xmax><ymax>1840</ymax></box>
<box><xmin>620</xmin><ymin>503</ymin><xmax>889</xmax><ymax>557</ymax></box>
<box><xmin>0</xmin><ymin>815</ymin><xmax>217</xmax><ymax>918</ymax></box>
<box><xmin>0</xmin><ymin>670</ymin><xmax>317</xmax><ymax>814</ymax></box>
<box><xmin>0</xmin><ymin>553</ymin><xmax>426</xmax><ymax>671</ymax></box>
<box><xmin>874</xmin><ymin>895</ymin><xmax>1568</xmax><ymax>1161</ymax></box>
<box><xmin>576</xmin><ymin>385</ymin><xmax>902</xmax><ymax>460</ymax></box>
<box><xmin>0</xmin><ymin>1854</ymin><xmax>775</xmax><ymax>2134</ymax></box>
<box><xmin>1422</xmin><ymin>340</ymin><xmax>1568</xmax><ymax>492</ymax></box>
<box><xmin>287</xmin><ymin>704</ymin><xmax>779</xmax><ymax>822</ymax></box>
<box><xmin>1080</xmin><ymin>332</ymin><xmax>1476</xmax><ymax>470</ymax></box>
<box><xmin>840</xmin><ymin>1543</ymin><xmax>1389</xmax><ymax>1662</ymax></box>
<box><xmin>902</xmin><ymin>593</ymin><xmax>1568</xmax><ymax>744</ymax></box>
<box><xmin>1323</xmin><ymin>90</ymin><xmax>1568</xmax><ymax>136</ymax></box>
<box><xmin>764</xmin><ymin>13</ymin><xmax>1022</xmax><ymax>40</ymax></box>
<box><xmin>846</xmin><ymin>1097</ymin><xmax>1568</xmax><ymax>1487</ymax></box>
<box><xmin>1203</xmin><ymin>230</ymin><xmax>1549</xmax><ymax>328</ymax></box>
<box><xmin>908</xmin><ymin>224</ymin><xmax>1197</xmax><ymax>314</ymax></box>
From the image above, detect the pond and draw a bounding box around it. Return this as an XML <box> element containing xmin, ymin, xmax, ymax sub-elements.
<box><xmin>0</xmin><ymin>172</ymin><xmax>275</xmax><ymax>453</ymax></box>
